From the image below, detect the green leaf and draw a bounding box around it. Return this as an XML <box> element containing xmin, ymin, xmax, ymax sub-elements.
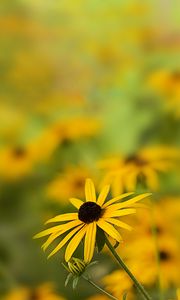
<box><xmin>65</xmin><ymin>273</ymin><xmax>72</xmax><ymax>287</ymax></box>
<box><xmin>72</xmin><ymin>276</ymin><xmax>79</xmax><ymax>289</ymax></box>
<box><xmin>96</xmin><ymin>227</ymin><xmax>106</xmax><ymax>252</ymax></box>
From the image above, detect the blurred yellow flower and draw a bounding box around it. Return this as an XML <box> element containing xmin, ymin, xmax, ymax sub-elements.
<box><xmin>34</xmin><ymin>178</ymin><xmax>150</xmax><ymax>263</ymax></box>
<box><xmin>103</xmin><ymin>270</ymin><xmax>134</xmax><ymax>300</ymax></box>
<box><xmin>4</xmin><ymin>283</ymin><xmax>65</xmax><ymax>300</ymax></box>
<box><xmin>114</xmin><ymin>202</ymin><xmax>180</xmax><ymax>289</ymax></box>
<box><xmin>148</xmin><ymin>69</ymin><xmax>180</xmax><ymax>117</ymax></box>
<box><xmin>0</xmin><ymin>145</ymin><xmax>35</xmax><ymax>180</ymax></box>
<box><xmin>30</xmin><ymin>116</ymin><xmax>100</xmax><ymax>162</ymax></box>
<box><xmin>51</xmin><ymin>117</ymin><xmax>101</xmax><ymax>142</ymax></box>
<box><xmin>46</xmin><ymin>166</ymin><xmax>94</xmax><ymax>202</ymax></box>
<box><xmin>99</xmin><ymin>146</ymin><xmax>179</xmax><ymax>194</ymax></box>
<box><xmin>0</xmin><ymin>103</ymin><xmax>25</xmax><ymax>140</ymax></box>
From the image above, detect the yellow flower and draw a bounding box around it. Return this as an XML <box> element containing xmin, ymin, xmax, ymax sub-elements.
<box><xmin>148</xmin><ymin>69</ymin><xmax>180</xmax><ymax>117</ymax></box>
<box><xmin>46</xmin><ymin>166</ymin><xmax>94</xmax><ymax>202</ymax></box>
<box><xmin>34</xmin><ymin>178</ymin><xmax>150</xmax><ymax>263</ymax></box>
<box><xmin>158</xmin><ymin>236</ymin><xmax>180</xmax><ymax>289</ymax></box>
<box><xmin>50</xmin><ymin>116</ymin><xmax>101</xmax><ymax>143</ymax></box>
<box><xmin>0</xmin><ymin>145</ymin><xmax>35</xmax><ymax>180</ymax></box>
<box><xmin>103</xmin><ymin>270</ymin><xmax>134</xmax><ymax>300</ymax></box>
<box><xmin>99</xmin><ymin>146</ymin><xmax>179</xmax><ymax>194</ymax></box>
<box><xmin>115</xmin><ymin>204</ymin><xmax>180</xmax><ymax>289</ymax></box>
<box><xmin>31</xmin><ymin>117</ymin><xmax>101</xmax><ymax>162</ymax></box>
<box><xmin>4</xmin><ymin>283</ymin><xmax>65</xmax><ymax>300</ymax></box>
<box><xmin>0</xmin><ymin>103</ymin><xmax>25</xmax><ymax>140</ymax></box>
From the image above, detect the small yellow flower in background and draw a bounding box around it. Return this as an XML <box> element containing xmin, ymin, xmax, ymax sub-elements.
<box><xmin>4</xmin><ymin>283</ymin><xmax>65</xmax><ymax>300</ymax></box>
<box><xmin>27</xmin><ymin>116</ymin><xmax>101</xmax><ymax>164</ymax></box>
<box><xmin>157</xmin><ymin>236</ymin><xmax>180</xmax><ymax>289</ymax></box>
<box><xmin>46</xmin><ymin>166</ymin><xmax>94</xmax><ymax>202</ymax></box>
<box><xmin>49</xmin><ymin>117</ymin><xmax>101</xmax><ymax>145</ymax></box>
<box><xmin>34</xmin><ymin>92</ymin><xmax>86</xmax><ymax>116</ymax></box>
<box><xmin>0</xmin><ymin>145</ymin><xmax>35</xmax><ymax>180</ymax></box>
<box><xmin>148</xmin><ymin>69</ymin><xmax>180</xmax><ymax>95</ymax></box>
<box><xmin>148</xmin><ymin>69</ymin><xmax>180</xmax><ymax>117</ymax></box>
<box><xmin>104</xmin><ymin>235</ymin><xmax>180</xmax><ymax>294</ymax></box>
<box><xmin>0</xmin><ymin>103</ymin><xmax>25</xmax><ymax>140</ymax></box>
<box><xmin>111</xmin><ymin>200</ymin><xmax>180</xmax><ymax>289</ymax></box>
<box><xmin>103</xmin><ymin>270</ymin><xmax>134</xmax><ymax>300</ymax></box>
<box><xmin>99</xmin><ymin>146</ymin><xmax>179</xmax><ymax>194</ymax></box>
<box><xmin>34</xmin><ymin>178</ymin><xmax>150</xmax><ymax>263</ymax></box>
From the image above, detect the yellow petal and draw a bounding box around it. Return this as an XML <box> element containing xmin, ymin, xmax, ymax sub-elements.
<box><xmin>84</xmin><ymin>222</ymin><xmax>96</xmax><ymax>263</ymax></box>
<box><xmin>151</xmin><ymin>161</ymin><xmax>173</xmax><ymax>171</ymax></box>
<box><xmin>33</xmin><ymin>225</ymin><xmax>63</xmax><ymax>239</ymax></box>
<box><xmin>42</xmin><ymin>231</ymin><xmax>61</xmax><ymax>251</ymax></box>
<box><xmin>97</xmin><ymin>219</ymin><xmax>122</xmax><ymax>242</ymax></box>
<box><xmin>102</xmin><ymin>192</ymin><xmax>134</xmax><ymax>209</ymax></box>
<box><xmin>65</xmin><ymin>225</ymin><xmax>87</xmax><ymax>262</ymax></box>
<box><xmin>45</xmin><ymin>213</ymin><xmax>78</xmax><ymax>224</ymax></box>
<box><xmin>111</xmin><ymin>172</ymin><xmax>124</xmax><ymax>196</ymax></box>
<box><xmin>70</xmin><ymin>198</ymin><xmax>84</xmax><ymax>209</ymax></box>
<box><xmin>142</xmin><ymin>167</ymin><xmax>159</xmax><ymax>190</ymax></box>
<box><xmin>42</xmin><ymin>220</ymin><xmax>82</xmax><ymax>251</ymax></box>
<box><xmin>103</xmin><ymin>208</ymin><xmax>136</xmax><ymax>218</ymax></box>
<box><xmin>124</xmin><ymin>170</ymin><xmax>138</xmax><ymax>191</ymax></box>
<box><xmin>34</xmin><ymin>219</ymin><xmax>81</xmax><ymax>239</ymax></box>
<box><xmin>106</xmin><ymin>193</ymin><xmax>151</xmax><ymax>211</ymax></box>
<box><xmin>85</xmin><ymin>178</ymin><xmax>96</xmax><ymax>202</ymax></box>
<box><xmin>97</xmin><ymin>185</ymin><xmax>110</xmax><ymax>206</ymax></box>
<box><xmin>48</xmin><ymin>224</ymin><xmax>84</xmax><ymax>258</ymax></box>
<box><xmin>105</xmin><ymin>218</ymin><xmax>132</xmax><ymax>231</ymax></box>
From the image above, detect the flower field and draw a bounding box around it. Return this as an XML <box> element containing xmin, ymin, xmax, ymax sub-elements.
<box><xmin>0</xmin><ymin>1</ymin><xmax>179</xmax><ymax>300</ymax></box>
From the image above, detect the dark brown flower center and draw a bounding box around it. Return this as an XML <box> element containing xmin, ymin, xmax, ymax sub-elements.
<box><xmin>12</xmin><ymin>147</ymin><xmax>26</xmax><ymax>158</ymax></box>
<box><xmin>29</xmin><ymin>290</ymin><xmax>39</xmax><ymax>300</ymax></box>
<box><xmin>125</xmin><ymin>154</ymin><xmax>147</xmax><ymax>166</ymax></box>
<box><xmin>159</xmin><ymin>250</ymin><xmax>171</xmax><ymax>261</ymax></box>
<box><xmin>78</xmin><ymin>201</ymin><xmax>102</xmax><ymax>224</ymax></box>
<box><xmin>172</xmin><ymin>71</ymin><xmax>180</xmax><ymax>82</ymax></box>
<box><xmin>74</xmin><ymin>179</ymin><xmax>84</xmax><ymax>189</ymax></box>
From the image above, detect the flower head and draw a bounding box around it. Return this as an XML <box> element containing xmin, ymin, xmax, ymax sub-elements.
<box><xmin>99</xmin><ymin>146</ymin><xmax>179</xmax><ymax>194</ymax></box>
<box><xmin>34</xmin><ymin>178</ymin><xmax>151</xmax><ymax>263</ymax></box>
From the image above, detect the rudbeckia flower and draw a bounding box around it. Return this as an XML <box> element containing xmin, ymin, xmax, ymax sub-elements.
<box><xmin>115</xmin><ymin>201</ymin><xmax>180</xmax><ymax>289</ymax></box>
<box><xmin>46</xmin><ymin>165</ymin><xmax>94</xmax><ymax>202</ymax></box>
<box><xmin>34</xmin><ymin>178</ymin><xmax>150</xmax><ymax>263</ymax></box>
<box><xmin>99</xmin><ymin>146</ymin><xmax>179</xmax><ymax>194</ymax></box>
<box><xmin>148</xmin><ymin>69</ymin><xmax>180</xmax><ymax>118</ymax></box>
<box><xmin>103</xmin><ymin>270</ymin><xmax>133</xmax><ymax>300</ymax></box>
<box><xmin>0</xmin><ymin>145</ymin><xmax>34</xmax><ymax>180</ymax></box>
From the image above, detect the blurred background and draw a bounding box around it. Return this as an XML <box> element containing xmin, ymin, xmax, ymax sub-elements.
<box><xmin>0</xmin><ymin>1</ymin><xmax>179</xmax><ymax>300</ymax></box>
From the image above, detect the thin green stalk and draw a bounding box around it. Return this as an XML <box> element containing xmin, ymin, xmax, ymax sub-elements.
<box><xmin>82</xmin><ymin>275</ymin><xmax>118</xmax><ymax>300</ymax></box>
<box><xmin>105</xmin><ymin>238</ymin><xmax>152</xmax><ymax>300</ymax></box>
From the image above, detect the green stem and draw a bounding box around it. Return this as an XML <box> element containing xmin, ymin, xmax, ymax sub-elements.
<box><xmin>82</xmin><ymin>275</ymin><xmax>118</xmax><ymax>300</ymax></box>
<box><xmin>105</xmin><ymin>238</ymin><xmax>152</xmax><ymax>300</ymax></box>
